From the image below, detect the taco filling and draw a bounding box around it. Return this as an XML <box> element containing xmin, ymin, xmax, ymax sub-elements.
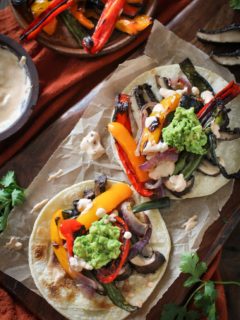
<box><xmin>29</xmin><ymin>177</ymin><xmax>170</xmax><ymax>319</ymax></box>
<box><xmin>108</xmin><ymin>58</ymin><xmax>240</xmax><ymax>198</ymax></box>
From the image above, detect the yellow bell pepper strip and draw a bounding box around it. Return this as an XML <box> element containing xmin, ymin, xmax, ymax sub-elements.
<box><xmin>139</xmin><ymin>93</ymin><xmax>181</xmax><ymax>154</ymax></box>
<box><xmin>116</xmin><ymin>15</ymin><xmax>152</xmax><ymax>35</ymax></box>
<box><xmin>31</xmin><ymin>0</ymin><xmax>58</xmax><ymax>35</ymax></box>
<box><xmin>77</xmin><ymin>182</ymin><xmax>132</xmax><ymax>229</ymax></box>
<box><xmin>50</xmin><ymin>209</ymin><xmax>77</xmax><ymax>278</ymax></box>
<box><xmin>70</xmin><ymin>4</ymin><xmax>94</xmax><ymax>30</ymax></box>
<box><xmin>108</xmin><ymin>122</ymin><xmax>149</xmax><ymax>183</ymax></box>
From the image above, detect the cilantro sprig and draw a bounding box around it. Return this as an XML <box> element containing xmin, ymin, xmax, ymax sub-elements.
<box><xmin>160</xmin><ymin>252</ymin><xmax>240</xmax><ymax>320</ymax></box>
<box><xmin>229</xmin><ymin>0</ymin><xmax>240</xmax><ymax>10</ymax></box>
<box><xmin>0</xmin><ymin>171</ymin><xmax>25</xmax><ymax>232</ymax></box>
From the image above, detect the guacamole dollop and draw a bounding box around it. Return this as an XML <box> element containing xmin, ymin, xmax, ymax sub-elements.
<box><xmin>162</xmin><ymin>107</ymin><xmax>207</xmax><ymax>155</ymax></box>
<box><xmin>73</xmin><ymin>215</ymin><xmax>121</xmax><ymax>269</ymax></box>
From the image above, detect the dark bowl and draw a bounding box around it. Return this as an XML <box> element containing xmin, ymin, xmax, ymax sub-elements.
<box><xmin>0</xmin><ymin>34</ymin><xmax>39</xmax><ymax>141</ymax></box>
<box><xmin>10</xmin><ymin>0</ymin><xmax>158</xmax><ymax>57</ymax></box>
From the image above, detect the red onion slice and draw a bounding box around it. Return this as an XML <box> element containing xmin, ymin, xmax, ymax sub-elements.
<box><xmin>169</xmin><ymin>76</ymin><xmax>192</xmax><ymax>94</ymax></box>
<box><xmin>139</xmin><ymin>149</ymin><xmax>179</xmax><ymax>172</ymax></box>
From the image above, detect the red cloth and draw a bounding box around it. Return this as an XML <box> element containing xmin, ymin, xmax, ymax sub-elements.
<box><xmin>0</xmin><ymin>287</ymin><xmax>37</xmax><ymax>320</ymax></box>
<box><xmin>0</xmin><ymin>0</ymin><xmax>190</xmax><ymax>167</ymax></box>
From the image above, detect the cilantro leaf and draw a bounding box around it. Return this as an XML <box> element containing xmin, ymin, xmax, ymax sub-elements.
<box><xmin>229</xmin><ymin>0</ymin><xmax>240</xmax><ymax>9</ymax></box>
<box><xmin>0</xmin><ymin>171</ymin><xmax>25</xmax><ymax>232</ymax></box>
<box><xmin>180</xmin><ymin>253</ymin><xmax>207</xmax><ymax>287</ymax></box>
<box><xmin>194</xmin><ymin>281</ymin><xmax>217</xmax><ymax>320</ymax></box>
<box><xmin>160</xmin><ymin>304</ymin><xmax>200</xmax><ymax>320</ymax></box>
<box><xmin>0</xmin><ymin>171</ymin><xmax>16</xmax><ymax>188</ymax></box>
<box><xmin>11</xmin><ymin>189</ymin><xmax>25</xmax><ymax>206</ymax></box>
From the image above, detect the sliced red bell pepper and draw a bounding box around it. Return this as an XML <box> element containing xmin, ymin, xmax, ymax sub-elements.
<box><xmin>82</xmin><ymin>0</ymin><xmax>126</xmax><ymax>54</ymax></box>
<box><xmin>197</xmin><ymin>81</ymin><xmax>240</xmax><ymax>120</ymax></box>
<box><xmin>59</xmin><ymin>219</ymin><xmax>84</xmax><ymax>256</ymax></box>
<box><xmin>116</xmin><ymin>142</ymin><xmax>153</xmax><ymax>197</ymax></box>
<box><xmin>20</xmin><ymin>0</ymin><xmax>74</xmax><ymax>41</ymax></box>
<box><xmin>112</xmin><ymin>93</ymin><xmax>132</xmax><ymax>133</ymax></box>
<box><xmin>96</xmin><ymin>216</ymin><xmax>130</xmax><ymax>283</ymax></box>
<box><xmin>101</xmin><ymin>0</ymin><xmax>141</xmax><ymax>17</ymax></box>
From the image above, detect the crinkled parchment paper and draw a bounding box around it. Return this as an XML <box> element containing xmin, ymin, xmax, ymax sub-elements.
<box><xmin>0</xmin><ymin>21</ymin><xmax>236</xmax><ymax>318</ymax></box>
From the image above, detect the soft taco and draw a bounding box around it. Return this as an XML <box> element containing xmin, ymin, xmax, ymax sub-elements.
<box><xmin>29</xmin><ymin>176</ymin><xmax>171</xmax><ymax>320</ymax></box>
<box><xmin>108</xmin><ymin>58</ymin><xmax>240</xmax><ymax>199</ymax></box>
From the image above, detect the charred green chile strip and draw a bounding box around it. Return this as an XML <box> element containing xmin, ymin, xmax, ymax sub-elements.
<box><xmin>173</xmin><ymin>152</ymin><xmax>189</xmax><ymax>175</ymax></box>
<box><xmin>133</xmin><ymin>85</ymin><xmax>146</xmax><ymax>109</ymax></box>
<box><xmin>60</xmin><ymin>11</ymin><xmax>88</xmax><ymax>46</ymax></box>
<box><xmin>181</xmin><ymin>154</ymin><xmax>204</xmax><ymax>180</ymax></box>
<box><xmin>142</xmin><ymin>83</ymin><xmax>158</xmax><ymax>102</ymax></box>
<box><xmin>102</xmin><ymin>282</ymin><xmax>139</xmax><ymax>312</ymax></box>
<box><xmin>209</xmin><ymin>134</ymin><xmax>240</xmax><ymax>179</ymax></box>
<box><xmin>179</xmin><ymin>58</ymin><xmax>214</xmax><ymax>93</ymax></box>
<box><xmin>132</xmin><ymin>197</ymin><xmax>170</xmax><ymax>213</ymax></box>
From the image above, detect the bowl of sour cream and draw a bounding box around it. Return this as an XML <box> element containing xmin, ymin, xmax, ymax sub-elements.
<box><xmin>0</xmin><ymin>34</ymin><xmax>39</xmax><ymax>141</ymax></box>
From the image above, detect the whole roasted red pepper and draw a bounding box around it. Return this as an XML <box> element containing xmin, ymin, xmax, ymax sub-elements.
<box><xmin>96</xmin><ymin>216</ymin><xmax>130</xmax><ymax>283</ymax></box>
<box><xmin>82</xmin><ymin>0</ymin><xmax>126</xmax><ymax>54</ymax></box>
<box><xmin>197</xmin><ymin>81</ymin><xmax>240</xmax><ymax>120</ymax></box>
<box><xmin>20</xmin><ymin>0</ymin><xmax>74</xmax><ymax>41</ymax></box>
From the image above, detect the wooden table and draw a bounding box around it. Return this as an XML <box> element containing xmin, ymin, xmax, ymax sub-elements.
<box><xmin>1</xmin><ymin>0</ymin><xmax>240</xmax><ymax>319</ymax></box>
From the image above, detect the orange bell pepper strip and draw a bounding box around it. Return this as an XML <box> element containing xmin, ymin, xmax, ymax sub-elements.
<box><xmin>139</xmin><ymin>93</ymin><xmax>181</xmax><ymax>154</ymax></box>
<box><xmin>50</xmin><ymin>209</ymin><xmax>77</xmax><ymax>278</ymax></box>
<box><xmin>77</xmin><ymin>182</ymin><xmax>133</xmax><ymax>229</ymax></box>
<box><xmin>70</xmin><ymin>4</ymin><xmax>94</xmax><ymax>29</ymax></box>
<box><xmin>116</xmin><ymin>15</ymin><xmax>152</xmax><ymax>35</ymax></box>
<box><xmin>108</xmin><ymin>122</ymin><xmax>149</xmax><ymax>183</ymax></box>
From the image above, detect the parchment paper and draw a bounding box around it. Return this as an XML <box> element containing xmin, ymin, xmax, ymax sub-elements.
<box><xmin>0</xmin><ymin>21</ymin><xmax>235</xmax><ymax>318</ymax></box>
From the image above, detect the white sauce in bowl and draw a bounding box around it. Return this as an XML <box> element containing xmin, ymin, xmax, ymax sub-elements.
<box><xmin>0</xmin><ymin>47</ymin><xmax>31</xmax><ymax>133</ymax></box>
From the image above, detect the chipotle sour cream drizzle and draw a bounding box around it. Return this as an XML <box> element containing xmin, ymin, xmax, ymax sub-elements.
<box><xmin>0</xmin><ymin>47</ymin><xmax>31</xmax><ymax>133</ymax></box>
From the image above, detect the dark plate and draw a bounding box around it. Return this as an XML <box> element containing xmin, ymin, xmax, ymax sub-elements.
<box><xmin>0</xmin><ymin>34</ymin><xmax>39</xmax><ymax>141</ymax></box>
<box><xmin>11</xmin><ymin>0</ymin><xmax>158</xmax><ymax>57</ymax></box>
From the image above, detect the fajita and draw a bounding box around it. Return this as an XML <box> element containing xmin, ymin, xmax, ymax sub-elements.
<box><xmin>29</xmin><ymin>177</ymin><xmax>171</xmax><ymax>320</ymax></box>
<box><xmin>108</xmin><ymin>59</ymin><xmax>240</xmax><ymax>198</ymax></box>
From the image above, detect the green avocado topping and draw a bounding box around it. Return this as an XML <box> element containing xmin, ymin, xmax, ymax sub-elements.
<box><xmin>73</xmin><ymin>215</ymin><xmax>121</xmax><ymax>269</ymax></box>
<box><xmin>162</xmin><ymin>107</ymin><xmax>207</xmax><ymax>155</ymax></box>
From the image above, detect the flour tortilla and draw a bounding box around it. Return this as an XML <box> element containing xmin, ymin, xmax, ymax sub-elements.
<box><xmin>111</xmin><ymin>64</ymin><xmax>240</xmax><ymax>199</ymax></box>
<box><xmin>29</xmin><ymin>180</ymin><xmax>171</xmax><ymax>320</ymax></box>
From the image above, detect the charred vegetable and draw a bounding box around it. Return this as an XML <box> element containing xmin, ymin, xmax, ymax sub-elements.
<box><xmin>133</xmin><ymin>85</ymin><xmax>147</xmax><ymax>109</ymax></box>
<box><xmin>197</xmin><ymin>24</ymin><xmax>240</xmax><ymax>43</ymax></box>
<box><xmin>180</xmin><ymin>94</ymin><xmax>203</xmax><ymax>113</ymax></box>
<box><xmin>95</xmin><ymin>174</ymin><xmax>107</xmax><ymax>195</ymax></box>
<box><xmin>130</xmin><ymin>251</ymin><xmax>165</xmax><ymax>274</ymax></box>
<box><xmin>20</xmin><ymin>0</ymin><xmax>74</xmax><ymax>41</ymax></box>
<box><xmin>211</xmin><ymin>49</ymin><xmax>240</xmax><ymax>66</ymax></box>
<box><xmin>142</xmin><ymin>83</ymin><xmax>158</xmax><ymax>102</ymax></box>
<box><xmin>102</xmin><ymin>282</ymin><xmax>139</xmax><ymax>312</ymax></box>
<box><xmin>208</xmin><ymin>133</ymin><xmax>240</xmax><ymax>179</ymax></box>
<box><xmin>218</xmin><ymin>128</ymin><xmax>240</xmax><ymax>141</ymax></box>
<box><xmin>82</xmin><ymin>0</ymin><xmax>126</xmax><ymax>54</ymax></box>
<box><xmin>179</xmin><ymin>58</ymin><xmax>214</xmax><ymax>93</ymax></box>
<box><xmin>132</xmin><ymin>197</ymin><xmax>170</xmax><ymax>213</ymax></box>
<box><xmin>197</xmin><ymin>159</ymin><xmax>220</xmax><ymax>176</ymax></box>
